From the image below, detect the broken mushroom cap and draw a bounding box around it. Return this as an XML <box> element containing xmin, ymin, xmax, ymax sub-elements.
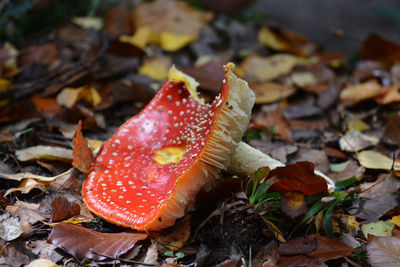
<box><xmin>82</xmin><ymin>63</ymin><xmax>255</xmax><ymax>231</ymax></box>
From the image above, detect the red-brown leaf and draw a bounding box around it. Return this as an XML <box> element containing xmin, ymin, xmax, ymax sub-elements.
<box><xmin>47</xmin><ymin>222</ymin><xmax>148</xmax><ymax>261</ymax></box>
<box><xmin>72</xmin><ymin>121</ymin><xmax>94</xmax><ymax>174</ymax></box>
<box><xmin>268</xmin><ymin>161</ymin><xmax>329</xmax><ymax>196</ymax></box>
<box><xmin>278</xmin><ymin>234</ymin><xmax>355</xmax><ymax>267</ymax></box>
<box><xmin>51</xmin><ymin>196</ymin><xmax>80</xmax><ymax>223</ymax></box>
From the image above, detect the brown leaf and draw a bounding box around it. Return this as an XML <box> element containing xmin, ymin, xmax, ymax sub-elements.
<box><xmin>375</xmin><ymin>84</ymin><xmax>400</xmax><ymax>105</ymax></box>
<box><xmin>157</xmin><ymin>215</ymin><xmax>191</xmax><ymax>253</ymax></box>
<box><xmin>18</xmin><ymin>43</ymin><xmax>59</xmax><ymax>67</ymax></box>
<box><xmin>360</xmin><ymin>34</ymin><xmax>400</xmax><ymax>66</ymax></box>
<box><xmin>47</xmin><ymin>222</ymin><xmax>148</xmax><ymax>261</ymax></box>
<box><xmin>281</xmin><ymin>191</ymin><xmax>307</xmax><ymax>219</ymax></box>
<box><xmin>367</xmin><ymin>236</ymin><xmax>400</xmax><ymax>266</ymax></box>
<box><xmin>51</xmin><ymin>196</ymin><xmax>80</xmax><ymax>223</ymax></box>
<box><xmin>103</xmin><ymin>6</ymin><xmax>133</xmax><ymax>37</ymax></box>
<box><xmin>268</xmin><ymin>161</ymin><xmax>329</xmax><ymax>196</ymax></box>
<box><xmin>6</xmin><ymin>200</ymin><xmax>48</xmax><ymax>234</ymax></box>
<box><xmin>72</xmin><ymin>121</ymin><xmax>94</xmax><ymax>173</ymax></box>
<box><xmin>179</xmin><ymin>60</ymin><xmax>224</xmax><ymax>92</ymax></box>
<box><xmin>382</xmin><ymin>114</ymin><xmax>400</xmax><ymax>145</ymax></box>
<box><xmin>278</xmin><ymin>235</ymin><xmax>355</xmax><ymax>267</ymax></box>
<box><xmin>250</xmin><ymin>82</ymin><xmax>296</xmax><ymax>104</ymax></box>
<box><xmin>30</xmin><ymin>96</ymin><xmax>60</xmax><ymax>118</ymax></box>
<box><xmin>340</xmin><ymin>80</ymin><xmax>387</xmax><ymax>104</ymax></box>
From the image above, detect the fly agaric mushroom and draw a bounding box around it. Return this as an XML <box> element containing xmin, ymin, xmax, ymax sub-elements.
<box><xmin>83</xmin><ymin>63</ymin><xmax>335</xmax><ymax>231</ymax></box>
<box><xmin>83</xmin><ymin>63</ymin><xmax>255</xmax><ymax>231</ymax></box>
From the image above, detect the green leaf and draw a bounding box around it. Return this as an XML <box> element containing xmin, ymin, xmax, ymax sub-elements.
<box><xmin>301</xmin><ymin>199</ymin><xmax>324</xmax><ymax>224</ymax></box>
<box><xmin>164</xmin><ymin>251</ymin><xmax>174</xmax><ymax>257</ymax></box>
<box><xmin>330</xmin><ymin>161</ymin><xmax>350</xmax><ymax>172</ymax></box>
<box><xmin>335</xmin><ymin>176</ymin><xmax>357</xmax><ymax>190</ymax></box>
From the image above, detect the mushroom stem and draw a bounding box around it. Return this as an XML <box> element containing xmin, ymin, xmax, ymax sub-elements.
<box><xmin>228</xmin><ymin>142</ymin><xmax>336</xmax><ymax>192</ymax></box>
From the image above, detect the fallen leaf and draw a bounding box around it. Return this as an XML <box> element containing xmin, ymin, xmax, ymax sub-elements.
<box><xmin>347</xmin><ymin>119</ymin><xmax>371</xmax><ymax>132</ymax></box>
<box><xmin>72</xmin><ymin>121</ymin><xmax>94</xmax><ymax>174</ymax></box>
<box><xmin>26</xmin><ymin>259</ymin><xmax>60</xmax><ymax>267</ymax></box>
<box><xmin>362</xmin><ymin>221</ymin><xmax>395</xmax><ymax>238</ymax></box>
<box><xmin>357</xmin><ymin>150</ymin><xmax>400</xmax><ymax>172</ymax></box>
<box><xmin>0</xmin><ymin>169</ymin><xmax>73</xmax><ymax>185</ymax></box>
<box><xmin>241</xmin><ymin>54</ymin><xmax>298</xmax><ymax>82</ymax></box>
<box><xmin>339</xmin><ymin>129</ymin><xmax>379</xmax><ymax>152</ymax></box>
<box><xmin>138</xmin><ymin>57</ymin><xmax>171</xmax><ymax>81</ymax></box>
<box><xmin>56</xmin><ymin>86</ymin><xmax>102</xmax><ymax>108</ymax></box>
<box><xmin>47</xmin><ymin>222</ymin><xmax>148</xmax><ymax>261</ymax></box>
<box><xmin>252</xmin><ymin>241</ymin><xmax>279</xmax><ymax>267</ymax></box>
<box><xmin>51</xmin><ymin>196</ymin><xmax>80</xmax><ymax>223</ymax></box>
<box><xmin>6</xmin><ymin>200</ymin><xmax>48</xmax><ymax>234</ymax></box>
<box><xmin>125</xmin><ymin>0</ymin><xmax>212</xmax><ymax>51</ymax></box>
<box><xmin>338</xmin><ymin>215</ymin><xmax>360</xmax><ymax>236</ymax></box>
<box><xmin>382</xmin><ymin>114</ymin><xmax>400</xmax><ymax>145</ymax></box>
<box><xmin>5</xmin><ymin>178</ymin><xmax>48</xmax><ymax>196</ymax></box>
<box><xmin>72</xmin><ymin>16</ymin><xmax>103</xmax><ymax>30</ymax></box>
<box><xmin>360</xmin><ymin>34</ymin><xmax>400</xmax><ymax>65</ymax></box>
<box><xmin>103</xmin><ymin>6</ymin><xmax>132</xmax><ymax>37</ymax></box>
<box><xmin>0</xmin><ymin>212</ymin><xmax>22</xmax><ymax>241</ymax></box>
<box><xmin>15</xmin><ymin>145</ymin><xmax>73</xmax><ymax>162</ymax></box>
<box><xmin>258</xmin><ymin>26</ymin><xmax>289</xmax><ymax>52</ymax></box>
<box><xmin>18</xmin><ymin>42</ymin><xmax>58</xmax><ymax>67</ymax></box>
<box><xmin>340</xmin><ymin>80</ymin><xmax>387</xmax><ymax>104</ymax></box>
<box><xmin>278</xmin><ymin>234</ymin><xmax>355</xmax><ymax>267</ymax></box>
<box><xmin>157</xmin><ymin>215</ymin><xmax>191</xmax><ymax>253</ymax></box>
<box><xmin>268</xmin><ymin>161</ymin><xmax>329</xmax><ymax>196</ymax></box>
<box><xmin>375</xmin><ymin>84</ymin><xmax>400</xmax><ymax>104</ymax></box>
<box><xmin>367</xmin><ymin>236</ymin><xmax>400</xmax><ymax>266</ymax></box>
<box><xmin>290</xmin><ymin>72</ymin><xmax>318</xmax><ymax>88</ymax></box>
<box><xmin>29</xmin><ymin>240</ymin><xmax>64</xmax><ymax>263</ymax></box>
<box><xmin>30</xmin><ymin>96</ymin><xmax>60</xmax><ymax>118</ymax></box>
<box><xmin>283</xmin><ymin>103</ymin><xmax>322</xmax><ymax>120</ymax></box>
<box><xmin>281</xmin><ymin>191</ymin><xmax>307</xmax><ymax>219</ymax></box>
<box><xmin>250</xmin><ymin>82</ymin><xmax>296</xmax><ymax>104</ymax></box>
<box><xmin>178</xmin><ymin>60</ymin><xmax>224</xmax><ymax>92</ymax></box>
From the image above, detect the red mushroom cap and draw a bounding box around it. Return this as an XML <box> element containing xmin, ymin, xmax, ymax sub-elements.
<box><xmin>82</xmin><ymin>64</ymin><xmax>255</xmax><ymax>231</ymax></box>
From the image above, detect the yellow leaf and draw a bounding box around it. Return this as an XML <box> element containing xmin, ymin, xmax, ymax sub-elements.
<box><xmin>139</xmin><ymin>58</ymin><xmax>170</xmax><ymax>81</ymax></box>
<box><xmin>157</xmin><ymin>215</ymin><xmax>191</xmax><ymax>252</ymax></box>
<box><xmin>258</xmin><ymin>26</ymin><xmax>288</xmax><ymax>51</ymax></box>
<box><xmin>119</xmin><ymin>26</ymin><xmax>159</xmax><ymax>49</ymax></box>
<box><xmin>3</xmin><ymin>42</ymin><xmax>18</xmax><ymax>69</ymax></box>
<box><xmin>160</xmin><ymin>32</ymin><xmax>196</xmax><ymax>52</ymax></box>
<box><xmin>358</xmin><ymin>150</ymin><xmax>400</xmax><ymax>171</ymax></box>
<box><xmin>392</xmin><ymin>215</ymin><xmax>400</xmax><ymax>227</ymax></box>
<box><xmin>26</xmin><ymin>259</ymin><xmax>60</xmax><ymax>267</ymax></box>
<box><xmin>15</xmin><ymin>145</ymin><xmax>73</xmax><ymax>162</ymax></box>
<box><xmin>348</xmin><ymin>120</ymin><xmax>371</xmax><ymax>131</ymax></box>
<box><xmin>362</xmin><ymin>220</ymin><xmax>394</xmax><ymax>238</ymax></box>
<box><xmin>290</xmin><ymin>72</ymin><xmax>318</xmax><ymax>87</ymax></box>
<box><xmin>56</xmin><ymin>86</ymin><xmax>101</xmax><ymax>108</ymax></box>
<box><xmin>72</xmin><ymin>16</ymin><xmax>103</xmax><ymax>30</ymax></box>
<box><xmin>241</xmin><ymin>54</ymin><xmax>298</xmax><ymax>82</ymax></box>
<box><xmin>5</xmin><ymin>178</ymin><xmax>48</xmax><ymax>196</ymax></box>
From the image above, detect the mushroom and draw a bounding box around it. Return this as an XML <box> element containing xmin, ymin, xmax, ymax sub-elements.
<box><xmin>83</xmin><ymin>63</ymin><xmax>255</xmax><ymax>231</ymax></box>
<box><xmin>83</xmin><ymin>63</ymin><xmax>335</xmax><ymax>231</ymax></box>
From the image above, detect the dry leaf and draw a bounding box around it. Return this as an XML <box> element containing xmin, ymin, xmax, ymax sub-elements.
<box><xmin>157</xmin><ymin>215</ymin><xmax>191</xmax><ymax>253</ymax></box>
<box><xmin>241</xmin><ymin>54</ymin><xmax>298</xmax><ymax>82</ymax></box>
<box><xmin>31</xmin><ymin>96</ymin><xmax>60</xmax><ymax>118</ymax></box>
<box><xmin>56</xmin><ymin>86</ymin><xmax>102</xmax><ymax>108</ymax></box>
<box><xmin>268</xmin><ymin>161</ymin><xmax>329</xmax><ymax>196</ymax></box>
<box><xmin>138</xmin><ymin>57</ymin><xmax>171</xmax><ymax>81</ymax></box>
<box><xmin>376</xmin><ymin>84</ymin><xmax>400</xmax><ymax>104</ymax></box>
<box><xmin>18</xmin><ymin>42</ymin><xmax>58</xmax><ymax>67</ymax></box>
<box><xmin>382</xmin><ymin>114</ymin><xmax>400</xmax><ymax>145</ymax></box>
<box><xmin>72</xmin><ymin>16</ymin><xmax>103</xmax><ymax>30</ymax></box>
<box><xmin>357</xmin><ymin>150</ymin><xmax>400</xmax><ymax>172</ymax></box>
<box><xmin>0</xmin><ymin>168</ymin><xmax>73</xmax><ymax>182</ymax></box>
<box><xmin>15</xmin><ymin>145</ymin><xmax>73</xmax><ymax>162</ymax></box>
<box><xmin>47</xmin><ymin>222</ymin><xmax>148</xmax><ymax>261</ymax></box>
<box><xmin>0</xmin><ymin>212</ymin><xmax>22</xmax><ymax>241</ymax></box>
<box><xmin>72</xmin><ymin>121</ymin><xmax>94</xmax><ymax>173</ymax></box>
<box><xmin>5</xmin><ymin>178</ymin><xmax>48</xmax><ymax>196</ymax></box>
<box><xmin>26</xmin><ymin>259</ymin><xmax>60</xmax><ymax>267</ymax></box>
<box><xmin>51</xmin><ymin>196</ymin><xmax>80</xmax><ymax>223</ymax></box>
<box><xmin>281</xmin><ymin>191</ymin><xmax>307</xmax><ymax>219</ymax></box>
<box><xmin>250</xmin><ymin>82</ymin><xmax>296</xmax><ymax>104</ymax></box>
<box><xmin>6</xmin><ymin>200</ymin><xmax>47</xmax><ymax>234</ymax></box>
<box><xmin>367</xmin><ymin>236</ymin><xmax>400</xmax><ymax>266</ymax></box>
<box><xmin>340</xmin><ymin>80</ymin><xmax>387</xmax><ymax>104</ymax></box>
<box><xmin>339</xmin><ymin>129</ymin><xmax>379</xmax><ymax>152</ymax></box>
<box><xmin>360</xmin><ymin>33</ymin><xmax>400</xmax><ymax>65</ymax></box>
<box><xmin>362</xmin><ymin>220</ymin><xmax>394</xmax><ymax>238</ymax></box>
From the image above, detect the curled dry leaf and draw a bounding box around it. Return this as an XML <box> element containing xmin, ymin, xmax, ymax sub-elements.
<box><xmin>5</xmin><ymin>178</ymin><xmax>48</xmax><ymax>196</ymax></box>
<box><xmin>241</xmin><ymin>54</ymin><xmax>298</xmax><ymax>82</ymax></box>
<box><xmin>15</xmin><ymin>145</ymin><xmax>73</xmax><ymax>162</ymax></box>
<box><xmin>268</xmin><ymin>161</ymin><xmax>329</xmax><ymax>196</ymax></box>
<box><xmin>72</xmin><ymin>121</ymin><xmax>94</xmax><ymax>174</ymax></box>
<box><xmin>0</xmin><ymin>168</ymin><xmax>73</xmax><ymax>182</ymax></box>
<box><xmin>56</xmin><ymin>86</ymin><xmax>102</xmax><ymax>108</ymax></box>
<box><xmin>367</xmin><ymin>236</ymin><xmax>400</xmax><ymax>266</ymax></box>
<box><xmin>47</xmin><ymin>222</ymin><xmax>148</xmax><ymax>261</ymax></box>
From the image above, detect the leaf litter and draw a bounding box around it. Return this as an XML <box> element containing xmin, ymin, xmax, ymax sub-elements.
<box><xmin>1</xmin><ymin>0</ymin><xmax>400</xmax><ymax>266</ymax></box>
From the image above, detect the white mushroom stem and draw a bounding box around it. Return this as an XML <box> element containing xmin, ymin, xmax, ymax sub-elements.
<box><xmin>228</xmin><ymin>142</ymin><xmax>336</xmax><ymax>192</ymax></box>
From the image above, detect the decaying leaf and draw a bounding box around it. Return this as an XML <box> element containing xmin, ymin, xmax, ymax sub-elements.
<box><xmin>339</xmin><ymin>129</ymin><xmax>379</xmax><ymax>152</ymax></box>
<box><xmin>340</xmin><ymin>80</ymin><xmax>386</xmax><ymax>104</ymax></box>
<box><xmin>56</xmin><ymin>86</ymin><xmax>102</xmax><ymax>108</ymax></box>
<box><xmin>362</xmin><ymin>220</ymin><xmax>394</xmax><ymax>238</ymax></box>
<box><xmin>5</xmin><ymin>178</ymin><xmax>48</xmax><ymax>196</ymax></box>
<box><xmin>51</xmin><ymin>196</ymin><xmax>80</xmax><ymax>223</ymax></box>
<box><xmin>278</xmin><ymin>234</ymin><xmax>355</xmax><ymax>266</ymax></box>
<box><xmin>72</xmin><ymin>121</ymin><xmax>94</xmax><ymax>174</ymax></box>
<box><xmin>138</xmin><ymin>57</ymin><xmax>171</xmax><ymax>81</ymax></box>
<box><xmin>268</xmin><ymin>161</ymin><xmax>329</xmax><ymax>196</ymax></box>
<box><xmin>0</xmin><ymin>212</ymin><xmax>22</xmax><ymax>241</ymax></box>
<box><xmin>157</xmin><ymin>215</ymin><xmax>191</xmax><ymax>253</ymax></box>
<box><xmin>47</xmin><ymin>222</ymin><xmax>148</xmax><ymax>261</ymax></box>
<box><xmin>367</xmin><ymin>236</ymin><xmax>400</xmax><ymax>266</ymax></box>
<box><xmin>15</xmin><ymin>146</ymin><xmax>73</xmax><ymax>162</ymax></box>
<box><xmin>6</xmin><ymin>200</ymin><xmax>48</xmax><ymax>234</ymax></box>
<box><xmin>241</xmin><ymin>54</ymin><xmax>298</xmax><ymax>82</ymax></box>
